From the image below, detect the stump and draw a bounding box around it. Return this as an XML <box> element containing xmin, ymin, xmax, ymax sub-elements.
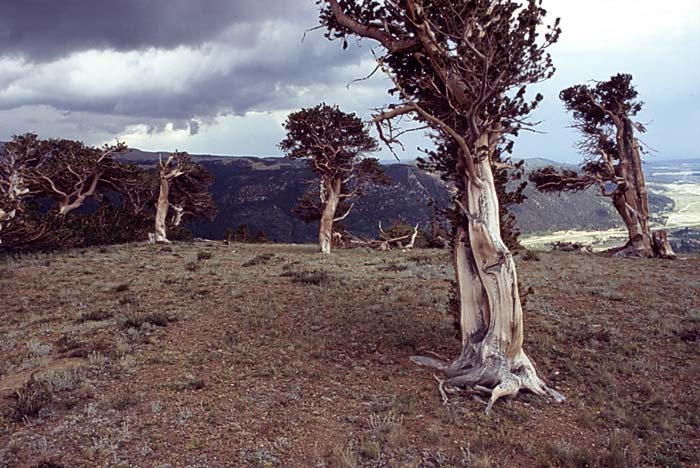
<box><xmin>652</xmin><ymin>230</ymin><xmax>677</xmax><ymax>259</ymax></box>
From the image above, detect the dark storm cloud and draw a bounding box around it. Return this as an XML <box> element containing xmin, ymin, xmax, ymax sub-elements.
<box><xmin>0</xmin><ymin>0</ymin><xmax>696</xmax><ymax>159</ymax></box>
<box><xmin>0</xmin><ymin>27</ymin><xmax>369</xmax><ymax>119</ymax></box>
<box><xmin>0</xmin><ymin>0</ymin><xmax>312</xmax><ymax>62</ymax></box>
<box><xmin>0</xmin><ymin>0</ymin><xmax>378</xmax><ymax>134</ymax></box>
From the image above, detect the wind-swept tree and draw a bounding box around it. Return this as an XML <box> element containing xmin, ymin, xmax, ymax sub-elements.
<box><xmin>279</xmin><ymin>103</ymin><xmax>386</xmax><ymax>254</ymax></box>
<box><xmin>530</xmin><ymin>74</ymin><xmax>675</xmax><ymax>258</ymax></box>
<box><xmin>0</xmin><ymin>134</ymin><xmax>128</xmax><ymax>247</ymax></box>
<box><xmin>1</xmin><ymin>137</ymin><xmax>215</xmax><ymax>248</ymax></box>
<box><xmin>319</xmin><ymin>0</ymin><xmax>563</xmax><ymax>411</ymax></box>
<box><xmin>151</xmin><ymin>152</ymin><xmax>216</xmax><ymax>243</ymax></box>
<box><xmin>20</xmin><ymin>135</ymin><xmax>126</xmax><ymax>216</ymax></box>
<box><xmin>0</xmin><ymin>134</ymin><xmax>41</xmax><ymax>246</ymax></box>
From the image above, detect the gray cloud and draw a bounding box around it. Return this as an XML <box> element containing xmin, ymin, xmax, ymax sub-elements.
<box><xmin>0</xmin><ymin>35</ymin><xmax>370</xmax><ymax>119</ymax></box>
<box><xmin>0</xmin><ymin>0</ymin><xmax>695</xmax><ymax>160</ymax></box>
<box><xmin>189</xmin><ymin>120</ymin><xmax>200</xmax><ymax>136</ymax></box>
<box><xmin>0</xmin><ymin>105</ymin><xmax>157</xmax><ymax>142</ymax></box>
<box><xmin>0</xmin><ymin>0</ymin><xmax>379</xmax><ymax>140</ymax></box>
<box><xmin>0</xmin><ymin>0</ymin><xmax>313</xmax><ymax>62</ymax></box>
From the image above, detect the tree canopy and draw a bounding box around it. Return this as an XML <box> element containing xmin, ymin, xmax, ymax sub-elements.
<box><xmin>0</xmin><ymin>135</ymin><xmax>216</xmax><ymax>249</ymax></box>
<box><xmin>531</xmin><ymin>73</ymin><xmax>646</xmax><ymax>195</ymax></box>
<box><xmin>279</xmin><ymin>103</ymin><xmax>379</xmax><ymax>174</ymax></box>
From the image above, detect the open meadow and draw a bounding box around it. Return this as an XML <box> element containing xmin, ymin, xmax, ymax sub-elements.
<box><xmin>1</xmin><ymin>243</ymin><xmax>698</xmax><ymax>467</ymax></box>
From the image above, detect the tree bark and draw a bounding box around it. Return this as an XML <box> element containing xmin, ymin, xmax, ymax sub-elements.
<box><xmin>652</xmin><ymin>230</ymin><xmax>677</xmax><ymax>259</ymax></box>
<box><xmin>154</xmin><ymin>174</ymin><xmax>170</xmax><ymax>243</ymax></box>
<box><xmin>319</xmin><ymin>178</ymin><xmax>340</xmax><ymax>254</ymax></box>
<box><xmin>58</xmin><ymin>172</ymin><xmax>103</xmax><ymax>216</ymax></box>
<box><xmin>612</xmin><ymin>118</ymin><xmax>654</xmax><ymax>258</ymax></box>
<box><xmin>413</xmin><ymin>135</ymin><xmax>563</xmax><ymax>413</ymax></box>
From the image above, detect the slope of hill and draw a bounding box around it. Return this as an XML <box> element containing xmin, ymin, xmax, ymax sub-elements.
<box><xmin>120</xmin><ymin>150</ymin><xmax>447</xmax><ymax>241</ymax></box>
<box><xmin>0</xmin><ymin>243</ymin><xmax>697</xmax><ymax>467</ymax></box>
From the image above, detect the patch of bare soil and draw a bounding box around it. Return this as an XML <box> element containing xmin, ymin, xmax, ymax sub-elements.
<box><xmin>0</xmin><ymin>243</ymin><xmax>698</xmax><ymax>467</ymax></box>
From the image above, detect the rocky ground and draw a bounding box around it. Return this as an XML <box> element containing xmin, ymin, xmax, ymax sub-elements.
<box><xmin>0</xmin><ymin>243</ymin><xmax>698</xmax><ymax>467</ymax></box>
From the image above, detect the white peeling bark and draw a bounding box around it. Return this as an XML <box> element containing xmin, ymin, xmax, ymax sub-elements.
<box><xmin>453</xmin><ymin>226</ymin><xmax>487</xmax><ymax>344</ymax></box>
<box><xmin>171</xmin><ymin>205</ymin><xmax>184</xmax><ymax>227</ymax></box>
<box><xmin>154</xmin><ymin>174</ymin><xmax>170</xmax><ymax>243</ymax></box>
<box><xmin>57</xmin><ymin>172</ymin><xmax>103</xmax><ymax>216</ymax></box>
<box><xmin>413</xmin><ymin>134</ymin><xmax>563</xmax><ymax>413</ymax></box>
<box><xmin>319</xmin><ymin>178</ymin><xmax>340</xmax><ymax>254</ymax></box>
<box><xmin>404</xmin><ymin>223</ymin><xmax>420</xmax><ymax>249</ymax></box>
<box><xmin>465</xmin><ymin>146</ymin><xmax>523</xmax><ymax>358</ymax></box>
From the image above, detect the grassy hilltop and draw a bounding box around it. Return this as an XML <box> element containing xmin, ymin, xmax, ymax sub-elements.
<box><xmin>0</xmin><ymin>243</ymin><xmax>698</xmax><ymax>467</ymax></box>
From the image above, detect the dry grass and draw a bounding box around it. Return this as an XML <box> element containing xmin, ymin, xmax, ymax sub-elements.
<box><xmin>0</xmin><ymin>242</ymin><xmax>698</xmax><ymax>467</ymax></box>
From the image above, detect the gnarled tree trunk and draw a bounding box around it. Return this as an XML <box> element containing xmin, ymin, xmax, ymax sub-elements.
<box><xmin>612</xmin><ymin>118</ymin><xmax>654</xmax><ymax>257</ymax></box>
<box><xmin>154</xmin><ymin>174</ymin><xmax>170</xmax><ymax>243</ymax></box>
<box><xmin>652</xmin><ymin>230</ymin><xmax>677</xmax><ymax>259</ymax></box>
<box><xmin>414</xmin><ymin>136</ymin><xmax>563</xmax><ymax>413</ymax></box>
<box><xmin>610</xmin><ymin>119</ymin><xmax>677</xmax><ymax>259</ymax></box>
<box><xmin>0</xmin><ymin>208</ymin><xmax>8</xmax><ymax>243</ymax></box>
<box><xmin>612</xmin><ymin>189</ymin><xmax>652</xmax><ymax>257</ymax></box>
<box><xmin>319</xmin><ymin>178</ymin><xmax>340</xmax><ymax>254</ymax></box>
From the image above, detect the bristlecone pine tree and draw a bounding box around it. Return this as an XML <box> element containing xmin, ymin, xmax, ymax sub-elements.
<box><xmin>279</xmin><ymin>103</ymin><xmax>387</xmax><ymax>254</ymax></box>
<box><xmin>0</xmin><ymin>134</ymin><xmax>38</xmax><ymax>246</ymax></box>
<box><xmin>0</xmin><ymin>134</ymin><xmax>128</xmax><ymax>248</ymax></box>
<box><xmin>151</xmin><ymin>152</ymin><xmax>216</xmax><ymax>243</ymax></box>
<box><xmin>319</xmin><ymin>0</ymin><xmax>564</xmax><ymax>411</ymax></box>
<box><xmin>530</xmin><ymin>74</ymin><xmax>676</xmax><ymax>258</ymax></box>
<box><xmin>0</xmin><ymin>137</ymin><xmax>216</xmax><ymax>249</ymax></box>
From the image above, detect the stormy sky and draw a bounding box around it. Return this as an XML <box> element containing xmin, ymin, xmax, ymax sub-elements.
<box><xmin>0</xmin><ymin>0</ymin><xmax>698</xmax><ymax>162</ymax></box>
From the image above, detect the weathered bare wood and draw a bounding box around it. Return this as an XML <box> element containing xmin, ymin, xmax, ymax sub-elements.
<box><xmin>319</xmin><ymin>179</ymin><xmax>341</xmax><ymax>254</ymax></box>
<box><xmin>151</xmin><ymin>152</ymin><xmax>215</xmax><ymax>243</ymax></box>
<box><xmin>652</xmin><ymin>230</ymin><xmax>677</xmax><ymax>259</ymax></box>
<box><xmin>551</xmin><ymin>242</ymin><xmax>593</xmax><ymax>254</ymax></box>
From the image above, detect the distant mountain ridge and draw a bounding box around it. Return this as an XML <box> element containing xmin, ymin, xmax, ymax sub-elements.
<box><xmin>0</xmin><ymin>143</ymin><xmax>680</xmax><ymax>242</ymax></box>
<box><xmin>118</xmin><ymin>150</ymin><xmax>675</xmax><ymax>242</ymax></box>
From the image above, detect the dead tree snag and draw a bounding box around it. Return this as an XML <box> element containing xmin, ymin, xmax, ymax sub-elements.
<box><xmin>346</xmin><ymin>221</ymin><xmax>420</xmax><ymax>250</ymax></box>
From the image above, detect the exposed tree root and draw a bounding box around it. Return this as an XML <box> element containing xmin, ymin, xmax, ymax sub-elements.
<box><xmin>412</xmin><ymin>344</ymin><xmax>564</xmax><ymax>414</ymax></box>
<box><xmin>612</xmin><ymin>231</ymin><xmax>677</xmax><ymax>259</ymax></box>
<box><xmin>148</xmin><ymin>232</ymin><xmax>171</xmax><ymax>244</ymax></box>
<box><xmin>612</xmin><ymin>242</ymin><xmax>651</xmax><ymax>259</ymax></box>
